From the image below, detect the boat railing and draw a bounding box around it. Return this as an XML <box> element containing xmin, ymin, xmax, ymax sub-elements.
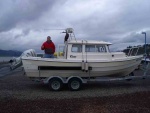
<box><xmin>126</xmin><ymin>46</ymin><xmax>142</xmax><ymax>56</ymax></box>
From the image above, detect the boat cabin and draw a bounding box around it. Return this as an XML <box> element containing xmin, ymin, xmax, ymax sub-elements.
<box><xmin>57</xmin><ymin>40</ymin><xmax>126</xmax><ymax>60</ymax></box>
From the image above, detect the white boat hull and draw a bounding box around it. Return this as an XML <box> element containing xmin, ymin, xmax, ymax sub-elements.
<box><xmin>22</xmin><ymin>56</ymin><xmax>142</xmax><ymax>78</ymax></box>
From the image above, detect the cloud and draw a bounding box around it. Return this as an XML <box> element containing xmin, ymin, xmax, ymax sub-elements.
<box><xmin>0</xmin><ymin>0</ymin><xmax>150</xmax><ymax>52</ymax></box>
<box><xmin>119</xmin><ymin>29</ymin><xmax>150</xmax><ymax>43</ymax></box>
<box><xmin>0</xmin><ymin>0</ymin><xmax>60</xmax><ymax>32</ymax></box>
<box><xmin>13</xmin><ymin>29</ymin><xmax>30</xmax><ymax>39</ymax></box>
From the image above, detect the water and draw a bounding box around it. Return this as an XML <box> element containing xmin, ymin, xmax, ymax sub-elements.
<box><xmin>0</xmin><ymin>57</ymin><xmax>13</xmax><ymax>62</ymax></box>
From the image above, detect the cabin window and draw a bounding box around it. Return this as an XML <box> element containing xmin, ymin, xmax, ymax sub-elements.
<box><xmin>71</xmin><ymin>44</ymin><xmax>82</xmax><ymax>52</ymax></box>
<box><xmin>85</xmin><ymin>45</ymin><xmax>107</xmax><ymax>52</ymax></box>
<box><xmin>85</xmin><ymin>45</ymin><xmax>96</xmax><ymax>52</ymax></box>
<box><xmin>96</xmin><ymin>45</ymin><xmax>106</xmax><ymax>52</ymax></box>
<box><xmin>58</xmin><ymin>45</ymin><xmax>65</xmax><ymax>57</ymax></box>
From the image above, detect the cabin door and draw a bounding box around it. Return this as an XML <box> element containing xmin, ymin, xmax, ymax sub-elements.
<box><xmin>57</xmin><ymin>44</ymin><xmax>66</xmax><ymax>58</ymax></box>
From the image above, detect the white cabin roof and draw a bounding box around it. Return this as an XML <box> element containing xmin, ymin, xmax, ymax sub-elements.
<box><xmin>68</xmin><ymin>40</ymin><xmax>112</xmax><ymax>45</ymax></box>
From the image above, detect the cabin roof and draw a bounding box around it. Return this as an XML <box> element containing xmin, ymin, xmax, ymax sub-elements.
<box><xmin>68</xmin><ymin>40</ymin><xmax>112</xmax><ymax>45</ymax></box>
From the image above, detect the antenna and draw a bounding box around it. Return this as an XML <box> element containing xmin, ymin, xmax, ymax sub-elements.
<box><xmin>43</xmin><ymin>28</ymin><xmax>65</xmax><ymax>31</ymax></box>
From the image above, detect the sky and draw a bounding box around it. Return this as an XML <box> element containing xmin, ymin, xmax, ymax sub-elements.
<box><xmin>0</xmin><ymin>0</ymin><xmax>150</xmax><ymax>52</ymax></box>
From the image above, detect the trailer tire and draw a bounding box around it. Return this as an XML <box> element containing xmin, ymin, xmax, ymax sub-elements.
<box><xmin>68</xmin><ymin>78</ymin><xmax>82</xmax><ymax>91</ymax></box>
<box><xmin>49</xmin><ymin>78</ymin><xmax>63</xmax><ymax>91</ymax></box>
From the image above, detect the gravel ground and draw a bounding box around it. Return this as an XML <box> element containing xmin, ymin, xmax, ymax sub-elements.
<box><xmin>1</xmin><ymin>92</ymin><xmax>150</xmax><ymax>113</ymax></box>
<box><xmin>1</xmin><ymin>65</ymin><xmax>150</xmax><ymax>113</ymax></box>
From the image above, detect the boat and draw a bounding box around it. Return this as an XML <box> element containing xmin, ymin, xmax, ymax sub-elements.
<box><xmin>21</xmin><ymin>28</ymin><xmax>143</xmax><ymax>90</ymax></box>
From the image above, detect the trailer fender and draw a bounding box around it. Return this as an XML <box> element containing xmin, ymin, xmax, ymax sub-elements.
<box><xmin>66</xmin><ymin>76</ymin><xmax>86</xmax><ymax>84</ymax></box>
<box><xmin>43</xmin><ymin>76</ymin><xmax>65</xmax><ymax>84</ymax></box>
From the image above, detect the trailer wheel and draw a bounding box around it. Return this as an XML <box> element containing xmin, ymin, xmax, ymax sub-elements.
<box><xmin>68</xmin><ymin>78</ymin><xmax>82</xmax><ymax>91</ymax></box>
<box><xmin>49</xmin><ymin>78</ymin><xmax>63</xmax><ymax>91</ymax></box>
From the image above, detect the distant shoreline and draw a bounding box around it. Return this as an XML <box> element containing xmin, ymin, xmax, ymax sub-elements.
<box><xmin>0</xmin><ymin>57</ymin><xmax>13</xmax><ymax>62</ymax></box>
<box><xmin>0</xmin><ymin>56</ymin><xmax>14</xmax><ymax>57</ymax></box>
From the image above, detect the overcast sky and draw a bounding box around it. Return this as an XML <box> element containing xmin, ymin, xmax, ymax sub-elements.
<box><xmin>0</xmin><ymin>0</ymin><xmax>150</xmax><ymax>52</ymax></box>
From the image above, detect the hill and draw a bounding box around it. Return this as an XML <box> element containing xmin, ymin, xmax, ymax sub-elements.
<box><xmin>0</xmin><ymin>49</ymin><xmax>22</xmax><ymax>57</ymax></box>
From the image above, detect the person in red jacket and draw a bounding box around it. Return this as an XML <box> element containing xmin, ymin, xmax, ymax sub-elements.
<box><xmin>41</xmin><ymin>36</ymin><xmax>55</xmax><ymax>58</ymax></box>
